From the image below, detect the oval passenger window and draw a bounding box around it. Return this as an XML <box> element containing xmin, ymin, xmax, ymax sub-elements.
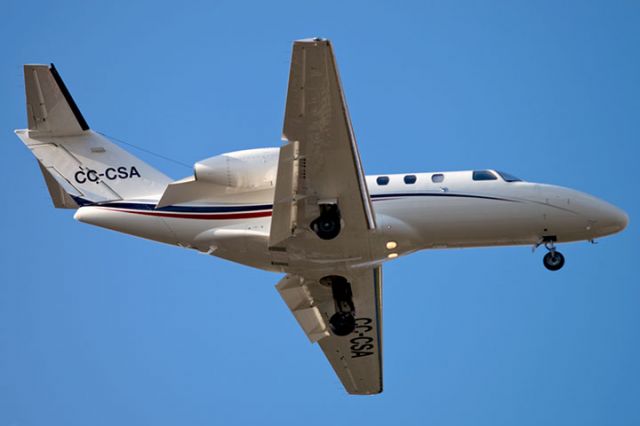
<box><xmin>431</xmin><ymin>173</ymin><xmax>444</xmax><ymax>183</ymax></box>
<box><xmin>376</xmin><ymin>176</ymin><xmax>390</xmax><ymax>185</ymax></box>
<box><xmin>404</xmin><ymin>175</ymin><xmax>417</xmax><ymax>184</ymax></box>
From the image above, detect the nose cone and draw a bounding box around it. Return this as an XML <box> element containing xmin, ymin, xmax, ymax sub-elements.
<box><xmin>536</xmin><ymin>184</ymin><xmax>628</xmax><ymax>241</ymax></box>
<box><xmin>585</xmin><ymin>198</ymin><xmax>628</xmax><ymax>237</ymax></box>
<box><xmin>601</xmin><ymin>203</ymin><xmax>629</xmax><ymax>233</ymax></box>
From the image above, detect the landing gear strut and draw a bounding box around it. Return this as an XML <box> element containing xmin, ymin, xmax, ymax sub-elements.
<box><xmin>321</xmin><ymin>275</ymin><xmax>356</xmax><ymax>336</ymax></box>
<box><xmin>542</xmin><ymin>240</ymin><xmax>565</xmax><ymax>271</ymax></box>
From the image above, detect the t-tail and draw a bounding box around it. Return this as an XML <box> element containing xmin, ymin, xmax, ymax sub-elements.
<box><xmin>15</xmin><ymin>64</ymin><xmax>171</xmax><ymax>208</ymax></box>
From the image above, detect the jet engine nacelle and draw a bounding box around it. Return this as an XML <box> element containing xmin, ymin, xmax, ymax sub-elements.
<box><xmin>194</xmin><ymin>147</ymin><xmax>279</xmax><ymax>189</ymax></box>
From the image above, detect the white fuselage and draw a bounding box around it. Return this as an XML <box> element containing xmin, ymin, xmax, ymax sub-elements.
<box><xmin>73</xmin><ymin>169</ymin><xmax>628</xmax><ymax>272</ymax></box>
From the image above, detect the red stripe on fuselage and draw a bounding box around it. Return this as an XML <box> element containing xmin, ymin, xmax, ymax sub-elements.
<box><xmin>102</xmin><ymin>208</ymin><xmax>273</xmax><ymax>220</ymax></box>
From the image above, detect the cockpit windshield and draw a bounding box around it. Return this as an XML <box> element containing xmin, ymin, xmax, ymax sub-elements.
<box><xmin>495</xmin><ymin>170</ymin><xmax>523</xmax><ymax>182</ymax></box>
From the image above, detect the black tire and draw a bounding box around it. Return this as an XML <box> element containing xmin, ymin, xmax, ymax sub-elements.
<box><xmin>543</xmin><ymin>251</ymin><xmax>565</xmax><ymax>271</ymax></box>
<box><xmin>329</xmin><ymin>312</ymin><xmax>356</xmax><ymax>336</ymax></box>
<box><xmin>311</xmin><ymin>216</ymin><xmax>341</xmax><ymax>240</ymax></box>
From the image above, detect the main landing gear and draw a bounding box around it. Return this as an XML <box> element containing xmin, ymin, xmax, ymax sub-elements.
<box><xmin>311</xmin><ymin>203</ymin><xmax>341</xmax><ymax>240</ymax></box>
<box><xmin>321</xmin><ymin>275</ymin><xmax>356</xmax><ymax>336</ymax></box>
<box><xmin>539</xmin><ymin>239</ymin><xmax>565</xmax><ymax>271</ymax></box>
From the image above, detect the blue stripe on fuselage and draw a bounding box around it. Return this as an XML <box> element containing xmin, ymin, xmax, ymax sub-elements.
<box><xmin>71</xmin><ymin>192</ymin><xmax>517</xmax><ymax>214</ymax></box>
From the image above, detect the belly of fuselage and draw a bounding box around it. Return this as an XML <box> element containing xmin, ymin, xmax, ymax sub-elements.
<box><xmin>373</xmin><ymin>194</ymin><xmax>549</xmax><ymax>250</ymax></box>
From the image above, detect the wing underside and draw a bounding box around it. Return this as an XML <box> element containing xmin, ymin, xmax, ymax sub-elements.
<box><xmin>269</xmin><ymin>38</ymin><xmax>375</xmax><ymax>253</ymax></box>
<box><xmin>270</xmin><ymin>38</ymin><xmax>383</xmax><ymax>395</ymax></box>
<box><xmin>276</xmin><ymin>267</ymin><xmax>383</xmax><ymax>395</ymax></box>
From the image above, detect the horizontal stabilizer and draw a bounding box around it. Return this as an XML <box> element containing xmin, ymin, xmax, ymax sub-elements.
<box><xmin>156</xmin><ymin>176</ymin><xmax>275</xmax><ymax>209</ymax></box>
<box><xmin>37</xmin><ymin>161</ymin><xmax>81</xmax><ymax>209</ymax></box>
<box><xmin>156</xmin><ymin>176</ymin><xmax>212</xmax><ymax>208</ymax></box>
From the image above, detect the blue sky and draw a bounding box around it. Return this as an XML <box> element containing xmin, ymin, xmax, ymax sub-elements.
<box><xmin>1</xmin><ymin>1</ymin><xmax>639</xmax><ymax>425</ymax></box>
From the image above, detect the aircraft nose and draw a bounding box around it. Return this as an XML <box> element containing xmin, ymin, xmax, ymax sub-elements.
<box><xmin>584</xmin><ymin>197</ymin><xmax>628</xmax><ymax>236</ymax></box>
<box><xmin>606</xmin><ymin>204</ymin><xmax>629</xmax><ymax>232</ymax></box>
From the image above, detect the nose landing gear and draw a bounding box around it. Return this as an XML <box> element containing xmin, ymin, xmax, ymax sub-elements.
<box><xmin>543</xmin><ymin>251</ymin><xmax>565</xmax><ymax>271</ymax></box>
<box><xmin>541</xmin><ymin>240</ymin><xmax>565</xmax><ymax>271</ymax></box>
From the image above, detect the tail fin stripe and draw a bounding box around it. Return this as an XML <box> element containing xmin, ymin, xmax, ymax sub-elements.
<box><xmin>49</xmin><ymin>64</ymin><xmax>89</xmax><ymax>130</ymax></box>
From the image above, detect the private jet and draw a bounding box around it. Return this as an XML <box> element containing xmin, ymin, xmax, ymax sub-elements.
<box><xmin>15</xmin><ymin>38</ymin><xmax>628</xmax><ymax>394</ymax></box>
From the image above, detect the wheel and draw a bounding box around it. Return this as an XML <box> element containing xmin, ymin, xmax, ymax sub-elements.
<box><xmin>311</xmin><ymin>215</ymin><xmax>341</xmax><ymax>240</ymax></box>
<box><xmin>543</xmin><ymin>251</ymin><xmax>565</xmax><ymax>271</ymax></box>
<box><xmin>329</xmin><ymin>312</ymin><xmax>356</xmax><ymax>336</ymax></box>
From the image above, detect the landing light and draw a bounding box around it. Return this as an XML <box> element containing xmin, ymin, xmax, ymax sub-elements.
<box><xmin>386</xmin><ymin>241</ymin><xmax>397</xmax><ymax>250</ymax></box>
<box><xmin>387</xmin><ymin>253</ymin><xmax>398</xmax><ymax>259</ymax></box>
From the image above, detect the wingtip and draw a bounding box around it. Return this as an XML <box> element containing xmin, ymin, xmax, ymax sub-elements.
<box><xmin>294</xmin><ymin>37</ymin><xmax>330</xmax><ymax>45</ymax></box>
<box><xmin>22</xmin><ymin>63</ymin><xmax>55</xmax><ymax>69</ymax></box>
<box><xmin>23</xmin><ymin>63</ymin><xmax>49</xmax><ymax>70</ymax></box>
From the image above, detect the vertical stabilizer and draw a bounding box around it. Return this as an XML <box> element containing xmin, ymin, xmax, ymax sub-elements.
<box><xmin>24</xmin><ymin>64</ymin><xmax>89</xmax><ymax>136</ymax></box>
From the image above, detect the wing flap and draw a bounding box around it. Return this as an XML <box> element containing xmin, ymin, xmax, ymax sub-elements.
<box><xmin>276</xmin><ymin>275</ymin><xmax>330</xmax><ymax>343</ymax></box>
<box><xmin>269</xmin><ymin>141</ymin><xmax>299</xmax><ymax>247</ymax></box>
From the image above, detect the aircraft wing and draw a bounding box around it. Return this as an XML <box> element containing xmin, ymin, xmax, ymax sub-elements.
<box><xmin>276</xmin><ymin>267</ymin><xmax>383</xmax><ymax>395</ymax></box>
<box><xmin>270</xmin><ymin>39</ymin><xmax>382</xmax><ymax>394</ymax></box>
<box><xmin>269</xmin><ymin>38</ymin><xmax>376</xmax><ymax>253</ymax></box>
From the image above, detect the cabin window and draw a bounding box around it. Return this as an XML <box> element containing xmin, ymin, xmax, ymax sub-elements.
<box><xmin>404</xmin><ymin>175</ymin><xmax>417</xmax><ymax>184</ymax></box>
<box><xmin>431</xmin><ymin>173</ymin><xmax>444</xmax><ymax>183</ymax></box>
<box><xmin>376</xmin><ymin>176</ymin><xmax>390</xmax><ymax>186</ymax></box>
<box><xmin>472</xmin><ymin>170</ymin><xmax>497</xmax><ymax>181</ymax></box>
<box><xmin>495</xmin><ymin>170</ymin><xmax>523</xmax><ymax>182</ymax></box>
